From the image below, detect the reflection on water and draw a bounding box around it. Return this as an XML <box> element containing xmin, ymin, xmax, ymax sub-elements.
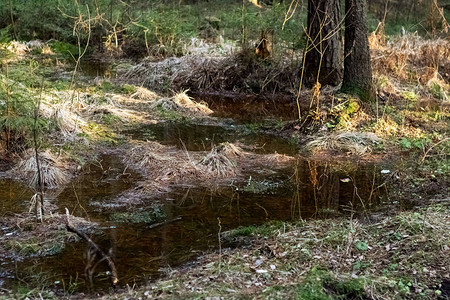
<box><xmin>124</xmin><ymin>122</ymin><xmax>298</xmax><ymax>155</ymax></box>
<box><xmin>189</xmin><ymin>92</ymin><xmax>298</xmax><ymax>123</ymax></box>
<box><xmin>79</xmin><ymin>60</ymin><xmax>115</xmax><ymax>78</ymax></box>
<box><xmin>0</xmin><ymin>178</ymin><xmax>33</xmax><ymax>217</ymax></box>
<box><xmin>2</xmin><ymin>153</ymin><xmax>399</xmax><ymax>293</ymax></box>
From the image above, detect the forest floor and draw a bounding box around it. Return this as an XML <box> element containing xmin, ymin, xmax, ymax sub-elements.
<box><xmin>0</xmin><ymin>33</ymin><xmax>449</xmax><ymax>299</ymax></box>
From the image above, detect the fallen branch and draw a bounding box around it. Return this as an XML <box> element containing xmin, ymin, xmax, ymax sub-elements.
<box><xmin>148</xmin><ymin>216</ymin><xmax>182</xmax><ymax>229</ymax></box>
<box><xmin>64</xmin><ymin>208</ymin><xmax>119</xmax><ymax>287</ymax></box>
<box><xmin>420</xmin><ymin>137</ymin><xmax>449</xmax><ymax>164</ymax></box>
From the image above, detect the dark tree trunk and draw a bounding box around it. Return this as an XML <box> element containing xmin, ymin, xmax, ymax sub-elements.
<box><xmin>304</xmin><ymin>0</ymin><xmax>343</xmax><ymax>87</ymax></box>
<box><xmin>342</xmin><ymin>0</ymin><xmax>375</xmax><ymax>101</ymax></box>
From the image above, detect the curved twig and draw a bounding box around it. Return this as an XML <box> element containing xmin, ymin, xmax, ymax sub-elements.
<box><xmin>65</xmin><ymin>208</ymin><xmax>119</xmax><ymax>287</ymax></box>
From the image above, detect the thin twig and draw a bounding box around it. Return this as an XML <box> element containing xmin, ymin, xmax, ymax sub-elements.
<box><xmin>65</xmin><ymin>208</ymin><xmax>119</xmax><ymax>287</ymax></box>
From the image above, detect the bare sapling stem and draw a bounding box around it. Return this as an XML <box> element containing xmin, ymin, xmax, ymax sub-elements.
<box><xmin>218</xmin><ymin>217</ymin><xmax>222</xmax><ymax>274</ymax></box>
<box><xmin>8</xmin><ymin>0</ymin><xmax>17</xmax><ymax>40</ymax></box>
<box><xmin>32</xmin><ymin>78</ymin><xmax>45</xmax><ymax>221</ymax></box>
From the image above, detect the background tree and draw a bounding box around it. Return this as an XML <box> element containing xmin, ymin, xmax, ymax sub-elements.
<box><xmin>342</xmin><ymin>0</ymin><xmax>375</xmax><ymax>101</ymax></box>
<box><xmin>303</xmin><ymin>0</ymin><xmax>342</xmax><ymax>87</ymax></box>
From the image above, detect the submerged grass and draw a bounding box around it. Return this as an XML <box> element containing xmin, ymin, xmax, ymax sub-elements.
<box><xmin>109</xmin><ymin>205</ymin><xmax>166</xmax><ymax>224</ymax></box>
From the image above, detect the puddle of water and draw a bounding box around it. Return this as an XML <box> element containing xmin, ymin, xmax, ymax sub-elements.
<box><xmin>0</xmin><ymin>178</ymin><xmax>33</xmax><ymax>217</ymax></box>
<box><xmin>124</xmin><ymin>122</ymin><xmax>298</xmax><ymax>155</ymax></box>
<box><xmin>79</xmin><ymin>60</ymin><xmax>115</xmax><ymax>78</ymax></box>
<box><xmin>190</xmin><ymin>92</ymin><xmax>298</xmax><ymax>123</ymax></box>
<box><xmin>56</xmin><ymin>154</ymin><xmax>141</xmax><ymax>220</ymax></box>
<box><xmin>1</xmin><ymin>154</ymin><xmax>399</xmax><ymax>293</ymax></box>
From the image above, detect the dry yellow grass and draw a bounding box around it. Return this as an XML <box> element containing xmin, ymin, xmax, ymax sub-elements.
<box><xmin>9</xmin><ymin>150</ymin><xmax>70</xmax><ymax>189</ymax></box>
<box><xmin>307</xmin><ymin>132</ymin><xmax>381</xmax><ymax>155</ymax></box>
<box><xmin>372</xmin><ymin>33</ymin><xmax>449</xmax><ymax>85</ymax></box>
<box><xmin>150</xmin><ymin>91</ymin><xmax>213</xmax><ymax>116</ymax></box>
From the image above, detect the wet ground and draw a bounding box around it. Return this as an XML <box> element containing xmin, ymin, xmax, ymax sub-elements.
<box><xmin>0</xmin><ymin>125</ymin><xmax>398</xmax><ymax>294</ymax></box>
<box><xmin>0</xmin><ymin>61</ymin><xmax>405</xmax><ymax>295</ymax></box>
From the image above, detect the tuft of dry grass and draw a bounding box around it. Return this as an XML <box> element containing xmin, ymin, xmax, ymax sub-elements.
<box><xmin>151</xmin><ymin>91</ymin><xmax>213</xmax><ymax>116</ymax></box>
<box><xmin>124</xmin><ymin>141</ymin><xmax>265</xmax><ymax>195</ymax></box>
<box><xmin>130</xmin><ymin>87</ymin><xmax>158</xmax><ymax>101</ymax></box>
<box><xmin>198</xmin><ymin>145</ymin><xmax>236</xmax><ymax>177</ymax></box>
<box><xmin>307</xmin><ymin>132</ymin><xmax>381</xmax><ymax>155</ymax></box>
<box><xmin>52</xmin><ymin>105</ymin><xmax>86</xmax><ymax>136</ymax></box>
<box><xmin>124</xmin><ymin>139</ymin><xmax>297</xmax><ymax>199</ymax></box>
<box><xmin>126</xmin><ymin>142</ymin><xmax>196</xmax><ymax>182</ymax></box>
<box><xmin>217</xmin><ymin>142</ymin><xmax>243</xmax><ymax>158</ymax></box>
<box><xmin>10</xmin><ymin>150</ymin><xmax>69</xmax><ymax>189</ymax></box>
<box><xmin>173</xmin><ymin>91</ymin><xmax>213</xmax><ymax>115</ymax></box>
<box><xmin>126</xmin><ymin>141</ymin><xmax>239</xmax><ymax>184</ymax></box>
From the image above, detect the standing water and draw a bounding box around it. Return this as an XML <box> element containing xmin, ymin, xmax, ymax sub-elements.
<box><xmin>1</xmin><ymin>145</ymin><xmax>394</xmax><ymax>293</ymax></box>
<box><xmin>0</xmin><ymin>61</ymin><xmax>400</xmax><ymax>294</ymax></box>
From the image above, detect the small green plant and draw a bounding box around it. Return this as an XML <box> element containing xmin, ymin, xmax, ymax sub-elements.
<box><xmin>353</xmin><ymin>260</ymin><xmax>372</xmax><ymax>272</ymax></box>
<box><xmin>399</xmin><ymin>137</ymin><xmax>432</xmax><ymax>150</ymax></box>
<box><xmin>296</xmin><ymin>267</ymin><xmax>366</xmax><ymax>299</ymax></box>
<box><xmin>401</xmin><ymin>91</ymin><xmax>418</xmax><ymax>102</ymax></box>
<box><xmin>375</xmin><ymin>75</ymin><xmax>390</xmax><ymax>89</ymax></box>
<box><xmin>101</xmin><ymin>114</ymin><xmax>122</xmax><ymax>126</ymax></box>
<box><xmin>121</xmin><ymin>83</ymin><xmax>137</xmax><ymax>94</ymax></box>
<box><xmin>429</xmin><ymin>82</ymin><xmax>447</xmax><ymax>100</ymax></box>
<box><xmin>354</xmin><ymin>240</ymin><xmax>369</xmax><ymax>252</ymax></box>
<box><xmin>397</xmin><ymin>280</ymin><xmax>412</xmax><ymax>295</ymax></box>
<box><xmin>399</xmin><ymin>138</ymin><xmax>413</xmax><ymax>149</ymax></box>
<box><xmin>155</xmin><ymin>104</ymin><xmax>185</xmax><ymax>120</ymax></box>
<box><xmin>48</xmin><ymin>41</ymin><xmax>80</xmax><ymax>58</ymax></box>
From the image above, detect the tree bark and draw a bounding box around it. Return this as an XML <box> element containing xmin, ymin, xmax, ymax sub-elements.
<box><xmin>304</xmin><ymin>0</ymin><xmax>343</xmax><ymax>87</ymax></box>
<box><xmin>342</xmin><ymin>0</ymin><xmax>375</xmax><ymax>101</ymax></box>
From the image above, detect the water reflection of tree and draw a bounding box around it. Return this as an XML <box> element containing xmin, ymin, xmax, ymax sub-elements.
<box><xmin>291</xmin><ymin>159</ymin><xmax>386</xmax><ymax>220</ymax></box>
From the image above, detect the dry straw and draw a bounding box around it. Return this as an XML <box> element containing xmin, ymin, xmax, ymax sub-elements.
<box><xmin>198</xmin><ymin>145</ymin><xmax>236</xmax><ymax>177</ymax></box>
<box><xmin>307</xmin><ymin>132</ymin><xmax>381</xmax><ymax>155</ymax></box>
<box><xmin>11</xmin><ymin>150</ymin><xmax>69</xmax><ymax>189</ymax></box>
<box><xmin>150</xmin><ymin>91</ymin><xmax>213</xmax><ymax>116</ymax></box>
<box><xmin>124</xmin><ymin>141</ymin><xmax>242</xmax><ymax>193</ymax></box>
